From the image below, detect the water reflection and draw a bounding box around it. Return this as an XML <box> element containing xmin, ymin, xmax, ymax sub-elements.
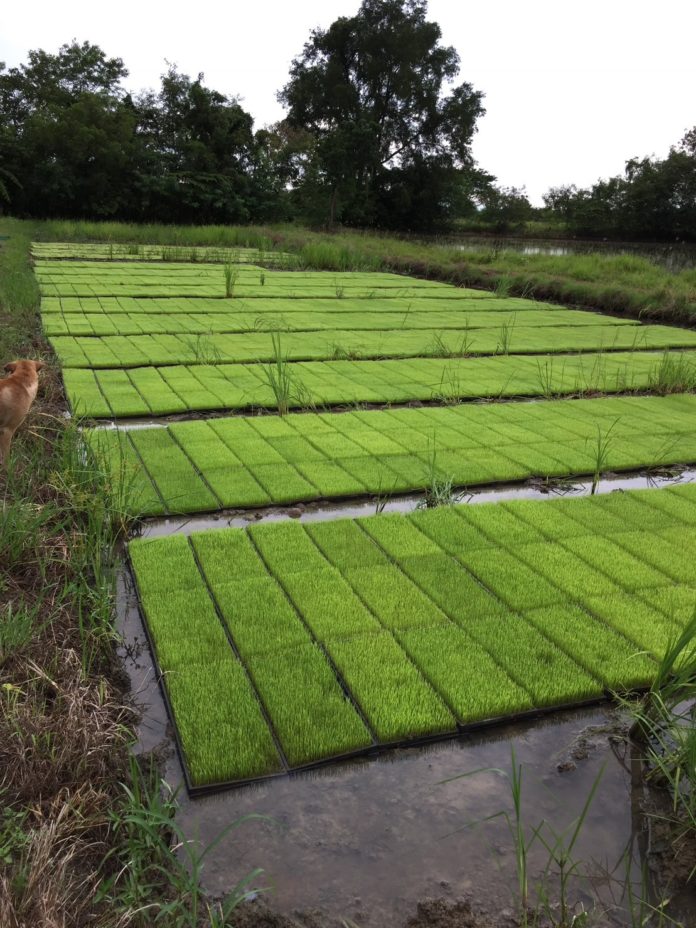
<box><xmin>446</xmin><ymin>237</ymin><xmax>696</xmax><ymax>271</ymax></box>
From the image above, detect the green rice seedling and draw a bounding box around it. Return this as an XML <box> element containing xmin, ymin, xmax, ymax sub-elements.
<box><xmin>224</xmin><ymin>263</ymin><xmax>239</xmax><ymax>297</ymax></box>
<box><xmin>341</xmin><ymin>565</ymin><xmax>449</xmax><ymax>631</ymax></box>
<box><xmin>496</xmin><ymin>313</ymin><xmax>516</xmax><ymax>355</ymax></box>
<box><xmin>359</xmin><ymin>512</ymin><xmax>443</xmax><ymax>558</ymax></box>
<box><xmin>409</xmin><ymin>506</ymin><xmax>496</xmax><ymax>554</ymax></box>
<box><xmin>207</xmin><ymin>578</ymin><xmax>312</xmax><ymax>658</ymax></box>
<box><xmin>166</xmin><ymin>658</ymin><xmax>282</xmax><ymax>784</ymax></box>
<box><xmin>400</xmin><ymin>552</ymin><xmax>505</xmax><ymax>622</ymax></box>
<box><xmin>259</xmin><ymin>271</ymin><xmax>265</xmax><ymax>286</ymax></box>
<box><xmin>249</xmin><ymin>520</ymin><xmax>327</xmax><ymax>574</ymax></box>
<box><xmin>278</xmin><ymin>568</ymin><xmax>381</xmax><ymax>640</ymax></box>
<box><xmin>523</xmin><ymin>605</ymin><xmax>655</xmax><ymax>690</ymax></box>
<box><xmin>246</xmin><ymin>644</ymin><xmax>372</xmax><ymax>766</ymax></box>
<box><xmin>561</xmin><ymin>536</ymin><xmax>668</xmax><ymax>591</ymax></box>
<box><xmin>648</xmin><ymin>350</ymin><xmax>696</xmax><ymax>394</ymax></box>
<box><xmin>463</xmin><ymin>612</ymin><xmax>604</xmax><ymax>707</ymax></box>
<box><xmin>261</xmin><ymin>333</ymin><xmax>292</xmax><ymax>416</ymax></box>
<box><xmin>456</xmin><ymin>548</ymin><xmax>566</xmax><ymax>612</ymax></box>
<box><xmin>587</xmin><ymin>417</ymin><xmax>620</xmax><ymax>493</ymax></box>
<box><xmin>454</xmin><ymin>503</ymin><xmax>546</xmax><ymax>548</ymax></box>
<box><xmin>326</xmin><ymin>631</ymin><xmax>455</xmax><ymax>741</ymax></box>
<box><xmin>397</xmin><ymin>625</ymin><xmax>532</xmax><ymax>721</ymax></box>
<box><xmin>335</xmin><ymin>284</ymin><xmax>346</xmax><ymax>298</ymax></box>
<box><xmin>581</xmin><ymin>592</ymin><xmax>679</xmax><ymax>657</ymax></box>
<box><xmin>306</xmin><ymin>518</ymin><xmax>390</xmax><ymax>569</ymax></box>
<box><xmin>191</xmin><ymin>530</ymin><xmax>271</xmax><ymax>584</ymax></box>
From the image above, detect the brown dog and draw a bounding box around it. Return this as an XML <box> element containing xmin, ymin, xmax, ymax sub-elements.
<box><xmin>0</xmin><ymin>360</ymin><xmax>44</xmax><ymax>466</ymax></box>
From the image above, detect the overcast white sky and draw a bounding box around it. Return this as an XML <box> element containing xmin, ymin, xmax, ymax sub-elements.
<box><xmin>3</xmin><ymin>0</ymin><xmax>695</xmax><ymax>204</ymax></box>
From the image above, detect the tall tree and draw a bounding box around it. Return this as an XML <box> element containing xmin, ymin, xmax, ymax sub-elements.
<box><xmin>0</xmin><ymin>41</ymin><xmax>139</xmax><ymax>217</ymax></box>
<box><xmin>133</xmin><ymin>66</ymin><xmax>258</xmax><ymax>223</ymax></box>
<box><xmin>279</xmin><ymin>0</ymin><xmax>486</xmax><ymax>229</ymax></box>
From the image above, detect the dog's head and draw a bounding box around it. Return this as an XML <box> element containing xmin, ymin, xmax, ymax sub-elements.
<box><xmin>4</xmin><ymin>360</ymin><xmax>45</xmax><ymax>375</ymax></box>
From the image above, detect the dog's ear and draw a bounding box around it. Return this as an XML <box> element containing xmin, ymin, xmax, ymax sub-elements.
<box><xmin>4</xmin><ymin>362</ymin><xmax>17</xmax><ymax>373</ymax></box>
<box><xmin>34</xmin><ymin>361</ymin><xmax>45</xmax><ymax>371</ymax></box>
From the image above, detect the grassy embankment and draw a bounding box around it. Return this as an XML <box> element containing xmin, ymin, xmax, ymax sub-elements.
<box><xmin>0</xmin><ymin>217</ymin><xmax>261</xmax><ymax>925</ymax></box>
<box><xmin>29</xmin><ymin>218</ymin><xmax>696</xmax><ymax>324</ymax></box>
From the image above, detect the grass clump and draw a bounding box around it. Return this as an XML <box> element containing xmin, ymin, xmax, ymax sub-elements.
<box><xmin>648</xmin><ymin>350</ymin><xmax>696</xmax><ymax>394</ymax></box>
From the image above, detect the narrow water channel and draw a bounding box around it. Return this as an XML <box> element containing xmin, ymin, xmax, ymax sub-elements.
<box><xmin>133</xmin><ymin>466</ymin><xmax>696</xmax><ymax>540</ymax></box>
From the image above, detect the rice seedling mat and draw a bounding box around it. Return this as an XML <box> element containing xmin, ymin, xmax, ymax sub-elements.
<box><xmin>90</xmin><ymin>393</ymin><xmax>696</xmax><ymax>516</ymax></box>
<box><xmin>128</xmin><ymin>484</ymin><xmax>696</xmax><ymax>790</ymax></box>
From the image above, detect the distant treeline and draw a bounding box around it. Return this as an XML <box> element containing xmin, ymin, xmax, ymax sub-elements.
<box><xmin>0</xmin><ymin>0</ymin><xmax>694</xmax><ymax>239</ymax></box>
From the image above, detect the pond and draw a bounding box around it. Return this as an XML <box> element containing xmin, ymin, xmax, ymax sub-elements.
<box><xmin>444</xmin><ymin>237</ymin><xmax>696</xmax><ymax>271</ymax></box>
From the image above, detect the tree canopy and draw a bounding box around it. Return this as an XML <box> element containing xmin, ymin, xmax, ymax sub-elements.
<box><xmin>0</xmin><ymin>16</ymin><xmax>693</xmax><ymax>241</ymax></box>
<box><xmin>279</xmin><ymin>0</ymin><xmax>487</xmax><ymax>228</ymax></box>
<box><xmin>542</xmin><ymin>128</ymin><xmax>696</xmax><ymax>242</ymax></box>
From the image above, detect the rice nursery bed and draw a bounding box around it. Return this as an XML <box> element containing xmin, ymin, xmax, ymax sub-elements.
<box><xmin>64</xmin><ymin>350</ymin><xmax>694</xmax><ymax>417</ymax></box>
<box><xmin>49</xmin><ymin>324</ymin><xmax>696</xmax><ymax>368</ymax></box>
<box><xmin>90</xmin><ymin>393</ymin><xmax>696</xmax><ymax>516</ymax></box>
<box><xmin>36</xmin><ymin>253</ymin><xmax>696</xmax><ymax>422</ymax></box>
<box><xmin>128</xmin><ymin>483</ymin><xmax>696</xmax><ymax>788</ymax></box>
<box><xmin>31</xmin><ymin>242</ymin><xmax>295</xmax><ymax>264</ymax></box>
<box><xmin>31</xmin><ymin>243</ymin><xmax>696</xmax><ymax>798</ymax></box>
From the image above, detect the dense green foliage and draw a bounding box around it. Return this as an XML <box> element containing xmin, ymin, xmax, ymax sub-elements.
<box><xmin>0</xmin><ymin>2</ymin><xmax>490</xmax><ymax>230</ymax></box>
<box><xmin>278</xmin><ymin>0</ymin><xmax>487</xmax><ymax>229</ymax></box>
<box><xmin>0</xmin><ymin>43</ymin><xmax>285</xmax><ymax>224</ymax></box>
<box><xmin>129</xmin><ymin>485</ymin><xmax>696</xmax><ymax>786</ymax></box>
<box><xmin>544</xmin><ymin>128</ymin><xmax>696</xmax><ymax>242</ymax></box>
<box><xmin>2</xmin><ymin>2</ymin><xmax>694</xmax><ymax>237</ymax></box>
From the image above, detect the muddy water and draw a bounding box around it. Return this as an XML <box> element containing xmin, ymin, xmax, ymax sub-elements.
<box><xmin>117</xmin><ymin>570</ymin><xmax>695</xmax><ymax>927</ymax></box>
<box><xmin>135</xmin><ymin>466</ymin><xmax>696</xmax><ymax>540</ymax></box>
